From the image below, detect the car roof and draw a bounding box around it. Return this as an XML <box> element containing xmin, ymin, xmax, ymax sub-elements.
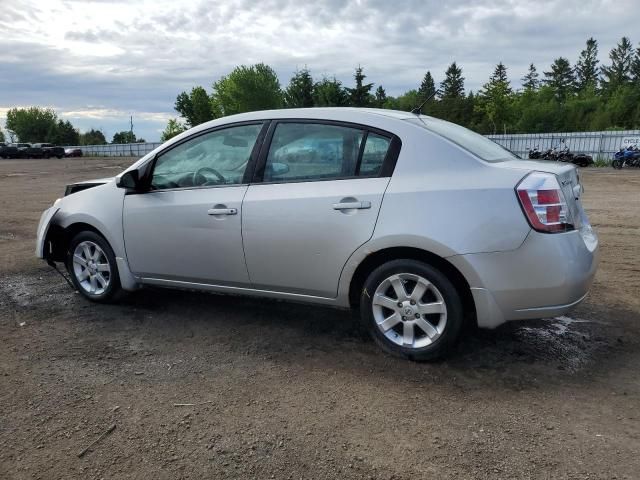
<box><xmin>174</xmin><ymin>108</ymin><xmax>420</xmax><ymax>144</ymax></box>
<box><xmin>217</xmin><ymin>107</ymin><xmax>416</xmax><ymax>123</ymax></box>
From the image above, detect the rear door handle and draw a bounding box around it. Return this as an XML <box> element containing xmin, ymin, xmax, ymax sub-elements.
<box><xmin>207</xmin><ymin>207</ymin><xmax>237</xmax><ymax>215</ymax></box>
<box><xmin>333</xmin><ymin>201</ymin><xmax>371</xmax><ymax>210</ymax></box>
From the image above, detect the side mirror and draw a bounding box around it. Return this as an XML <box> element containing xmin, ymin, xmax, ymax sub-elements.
<box><xmin>269</xmin><ymin>162</ymin><xmax>290</xmax><ymax>176</ymax></box>
<box><xmin>116</xmin><ymin>170</ymin><xmax>140</xmax><ymax>189</ymax></box>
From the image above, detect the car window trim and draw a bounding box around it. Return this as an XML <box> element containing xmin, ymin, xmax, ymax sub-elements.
<box><xmin>354</xmin><ymin>130</ymin><xmax>369</xmax><ymax>176</ymax></box>
<box><xmin>134</xmin><ymin>120</ymin><xmax>270</xmax><ymax>194</ymax></box>
<box><xmin>251</xmin><ymin>118</ymin><xmax>401</xmax><ymax>185</ymax></box>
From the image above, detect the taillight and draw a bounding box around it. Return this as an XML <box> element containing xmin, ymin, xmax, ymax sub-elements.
<box><xmin>516</xmin><ymin>172</ymin><xmax>574</xmax><ymax>233</ymax></box>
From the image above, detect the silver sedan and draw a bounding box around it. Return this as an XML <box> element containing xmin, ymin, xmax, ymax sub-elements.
<box><xmin>36</xmin><ymin>108</ymin><xmax>599</xmax><ymax>360</ymax></box>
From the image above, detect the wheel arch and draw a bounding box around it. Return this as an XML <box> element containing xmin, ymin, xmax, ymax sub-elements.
<box><xmin>347</xmin><ymin>246</ymin><xmax>477</xmax><ymax>326</ymax></box>
<box><xmin>44</xmin><ymin>220</ymin><xmax>110</xmax><ymax>263</ymax></box>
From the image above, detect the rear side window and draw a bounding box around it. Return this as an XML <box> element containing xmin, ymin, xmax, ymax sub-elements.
<box><xmin>264</xmin><ymin>123</ymin><xmax>364</xmax><ymax>182</ymax></box>
<box><xmin>408</xmin><ymin>116</ymin><xmax>517</xmax><ymax>163</ymax></box>
<box><xmin>359</xmin><ymin>133</ymin><xmax>391</xmax><ymax>177</ymax></box>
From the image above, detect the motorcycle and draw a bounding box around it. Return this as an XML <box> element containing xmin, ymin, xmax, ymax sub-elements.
<box><xmin>527</xmin><ymin>145</ymin><xmax>542</xmax><ymax>159</ymax></box>
<box><xmin>541</xmin><ymin>146</ymin><xmax>559</xmax><ymax>161</ymax></box>
<box><xmin>544</xmin><ymin>141</ymin><xmax>593</xmax><ymax>167</ymax></box>
<box><xmin>612</xmin><ymin>146</ymin><xmax>640</xmax><ymax>169</ymax></box>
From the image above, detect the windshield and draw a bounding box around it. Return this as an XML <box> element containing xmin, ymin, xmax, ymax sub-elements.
<box><xmin>407</xmin><ymin>116</ymin><xmax>518</xmax><ymax>163</ymax></box>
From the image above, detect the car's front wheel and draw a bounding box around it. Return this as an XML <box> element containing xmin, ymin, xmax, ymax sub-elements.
<box><xmin>360</xmin><ymin>259</ymin><xmax>463</xmax><ymax>361</ymax></box>
<box><xmin>66</xmin><ymin>231</ymin><xmax>123</xmax><ymax>303</ymax></box>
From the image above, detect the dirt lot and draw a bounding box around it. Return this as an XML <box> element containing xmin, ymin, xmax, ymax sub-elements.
<box><xmin>1</xmin><ymin>157</ymin><xmax>639</xmax><ymax>479</ymax></box>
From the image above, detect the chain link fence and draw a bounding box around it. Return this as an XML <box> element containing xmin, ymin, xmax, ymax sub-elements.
<box><xmin>68</xmin><ymin>130</ymin><xmax>640</xmax><ymax>162</ymax></box>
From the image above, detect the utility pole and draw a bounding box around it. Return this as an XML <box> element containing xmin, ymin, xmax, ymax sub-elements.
<box><xmin>129</xmin><ymin>115</ymin><xmax>134</xmax><ymax>156</ymax></box>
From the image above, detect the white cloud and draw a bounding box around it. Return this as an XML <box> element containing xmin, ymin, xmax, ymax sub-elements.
<box><xmin>1</xmin><ymin>0</ymin><xmax>639</xmax><ymax>141</ymax></box>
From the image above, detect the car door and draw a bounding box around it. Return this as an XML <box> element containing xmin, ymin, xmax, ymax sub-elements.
<box><xmin>123</xmin><ymin>122</ymin><xmax>266</xmax><ymax>286</ymax></box>
<box><xmin>242</xmin><ymin>120</ymin><xmax>400</xmax><ymax>298</ymax></box>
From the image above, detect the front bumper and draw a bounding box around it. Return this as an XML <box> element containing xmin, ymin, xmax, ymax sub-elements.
<box><xmin>449</xmin><ymin>227</ymin><xmax>599</xmax><ymax>328</ymax></box>
<box><xmin>35</xmin><ymin>206</ymin><xmax>59</xmax><ymax>259</ymax></box>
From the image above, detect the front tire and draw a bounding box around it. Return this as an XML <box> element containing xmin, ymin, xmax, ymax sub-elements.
<box><xmin>66</xmin><ymin>231</ymin><xmax>123</xmax><ymax>303</ymax></box>
<box><xmin>359</xmin><ymin>259</ymin><xmax>463</xmax><ymax>361</ymax></box>
<box><xmin>612</xmin><ymin>159</ymin><xmax>622</xmax><ymax>169</ymax></box>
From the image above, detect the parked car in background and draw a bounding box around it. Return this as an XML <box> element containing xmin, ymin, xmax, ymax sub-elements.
<box><xmin>36</xmin><ymin>108</ymin><xmax>599</xmax><ymax>361</ymax></box>
<box><xmin>65</xmin><ymin>148</ymin><xmax>83</xmax><ymax>158</ymax></box>
<box><xmin>33</xmin><ymin>143</ymin><xmax>65</xmax><ymax>159</ymax></box>
<box><xmin>0</xmin><ymin>142</ymin><xmax>20</xmax><ymax>159</ymax></box>
<box><xmin>11</xmin><ymin>143</ymin><xmax>45</xmax><ymax>159</ymax></box>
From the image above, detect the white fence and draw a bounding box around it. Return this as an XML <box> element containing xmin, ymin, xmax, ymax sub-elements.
<box><xmin>66</xmin><ymin>142</ymin><xmax>162</xmax><ymax>157</ymax></box>
<box><xmin>68</xmin><ymin>130</ymin><xmax>640</xmax><ymax>160</ymax></box>
<box><xmin>487</xmin><ymin>130</ymin><xmax>640</xmax><ymax>160</ymax></box>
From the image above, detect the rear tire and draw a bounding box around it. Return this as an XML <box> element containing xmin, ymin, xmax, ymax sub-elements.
<box><xmin>66</xmin><ymin>231</ymin><xmax>123</xmax><ymax>303</ymax></box>
<box><xmin>359</xmin><ymin>259</ymin><xmax>464</xmax><ymax>361</ymax></box>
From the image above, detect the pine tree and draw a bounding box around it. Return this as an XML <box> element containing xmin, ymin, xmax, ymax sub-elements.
<box><xmin>346</xmin><ymin>66</ymin><xmax>374</xmax><ymax>107</ymax></box>
<box><xmin>313</xmin><ymin>77</ymin><xmax>348</xmax><ymax>107</ymax></box>
<box><xmin>522</xmin><ymin>63</ymin><xmax>540</xmax><ymax>91</ymax></box>
<box><xmin>601</xmin><ymin>37</ymin><xmax>634</xmax><ymax>91</ymax></box>
<box><xmin>418</xmin><ymin>71</ymin><xmax>436</xmax><ymax>99</ymax></box>
<box><xmin>628</xmin><ymin>44</ymin><xmax>640</xmax><ymax>84</ymax></box>
<box><xmin>374</xmin><ymin>86</ymin><xmax>387</xmax><ymax>107</ymax></box>
<box><xmin>575</xmin><ymin>38</ymin><xmax>599</xmax><ymax>91</ymax></box>
<box><xmin>440</xmin><ymin>62</ymin><xmax>465</xmax><ymax>99</ymax></box>
<box><xmin>284</xmin><ymin>67</ymin><xmax>314</xmax><ymax>108</ymax></box>
<box><xmin>476</xmin><ymin>62</ymin><xmax>513</xmax><ymax>133</ymax></box>
<box><xmin>544</xmin><ymin>57</ymin><xmax>575</xmax><ymax>101</ymax></box>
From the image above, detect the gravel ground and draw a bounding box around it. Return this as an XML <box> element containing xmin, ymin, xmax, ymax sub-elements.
<box><xmin>1</xmin><ymin>157</ymin><xmax>639</xmax><ymax>479</ymax></box>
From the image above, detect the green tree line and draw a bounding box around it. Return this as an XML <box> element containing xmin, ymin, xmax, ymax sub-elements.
<box><xmin>2</xmin><ymin>108</ymin><xmax>145</xmax><ymax>145</ymax></box>
<box><xmin>164</xmin><ymin>36</ymin><xmax>640</xmax><ymax>140</ymax></box>
<box><xmin>2</xmin><ymin>107</ymin><xmax>113</xmax><ymax>145</ymax></box>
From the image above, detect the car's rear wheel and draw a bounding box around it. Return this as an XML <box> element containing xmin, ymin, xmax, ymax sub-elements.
<box><xmin>360</xmin><ymin>259</ymin><xmax>463</xmax><ymax>361</ymax></box>
<box><xmin>66</xmin><ymin>231</ymin><xmax>123</xmax><ymax>303</ymax></box>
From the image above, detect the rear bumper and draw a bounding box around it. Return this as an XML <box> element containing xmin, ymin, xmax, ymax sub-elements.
<box><xmin>449</xmin><ymin>228</ymin><xmax>599</xmax><ymax>328</ymax></box>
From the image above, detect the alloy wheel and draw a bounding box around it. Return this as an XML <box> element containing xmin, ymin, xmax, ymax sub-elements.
<box><xmin>72</xmin><ymin>240</ymin><xmax>111</xmax><ymax>295</ymax></box>
<box><xmin>371</xmin><ymin>273</ymin><xmax>447</xmax><ymax>349</ymax></box>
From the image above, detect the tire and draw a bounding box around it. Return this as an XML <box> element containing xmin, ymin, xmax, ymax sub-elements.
<box><xmin>56</xmin><ymin>155</ymin><xmax>63</xmax><ymax>159</ymax></box>
<box><xmin>359</xmin><ymin>259</ymin><xmax>464</xmax><ymax>361</ymax></box>
<box><xmin>66</xmin><ymin>231</ymin><xmax>123</xmax><ymax>303</ymax></box>
<box><xmin>612</xmin><ymin>160</ymin><xmax>622</xmax><ymax>170</ymax></box>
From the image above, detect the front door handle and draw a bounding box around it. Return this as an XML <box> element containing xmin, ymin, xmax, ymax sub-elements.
<box><xmin>207</xmin><ymin>207</ymin><xmax>237</xmax><ymax>215</ymax></box>
<box><xmin>333</xmin><ymin>201</ymin><xmax>371</xmax><ymax>210</ymax></box>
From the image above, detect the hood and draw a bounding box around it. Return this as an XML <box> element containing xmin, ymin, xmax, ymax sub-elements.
<box><xmin>64</xmin><ymin>177</ymin><xmax>114</xmax><ymax>196</ymax></box>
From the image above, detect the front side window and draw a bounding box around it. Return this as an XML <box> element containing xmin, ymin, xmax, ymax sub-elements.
<box><xmin>264</xmin><ymin>123</ymin><xmax>364</xmax><ymax>182</ymax></box>
<box><xmin>151</xmin><ymin>123</ymin><xmax>262</xmax><ymax>190</ymax></box>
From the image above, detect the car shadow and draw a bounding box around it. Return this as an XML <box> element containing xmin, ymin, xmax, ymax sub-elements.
<box><xmin>3</xmin><ymin>268</ymin><xmax>626</xmax><ymax>389</ymax></box>
<box><xmin>119</xmin><ymin>285</ymin><xmax>618</xmax><ymax>380</ymax></box>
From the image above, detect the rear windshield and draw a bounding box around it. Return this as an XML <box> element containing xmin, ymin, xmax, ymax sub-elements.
<box><xmin>407</xmin><ymin>116</ymin><xmax>517</xmax><ymax>163</ymax></box>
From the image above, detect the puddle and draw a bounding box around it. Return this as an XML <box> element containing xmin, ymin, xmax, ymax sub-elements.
<box><xmin>514</xmin><ymin>316</ymin><xmax>602</xmax><ymax>371</ymax></box>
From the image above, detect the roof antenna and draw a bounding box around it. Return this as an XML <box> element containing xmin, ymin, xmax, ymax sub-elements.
<box><xmin>411</xmin><ymin>89</ymin><xmax>440</xmax><ymax>115</ymax></box>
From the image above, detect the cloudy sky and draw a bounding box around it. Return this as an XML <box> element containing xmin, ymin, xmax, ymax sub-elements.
<box><xmin>1</xmin><ymin>0</ymin><xmax>639</xmax><ymax>142</ymax></box>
